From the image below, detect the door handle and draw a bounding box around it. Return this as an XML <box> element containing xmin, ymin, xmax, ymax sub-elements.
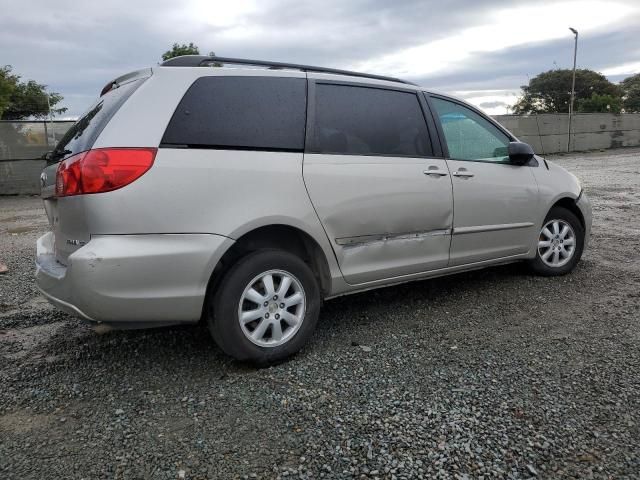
<box><xmin>423</xmin><ymin>166</ymin><xmax>449</xmax><ymax>177</ymax></box>
<box><xmin>452</xmin><ymin>170</ymin><xmax>474</xmax><ymax>178</ymax></box>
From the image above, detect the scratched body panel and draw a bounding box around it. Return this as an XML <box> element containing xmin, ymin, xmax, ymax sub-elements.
<box><xmin>304</xmin><ymin>153</ymin><xmax>453</xmax><ymax>284</ymax></box>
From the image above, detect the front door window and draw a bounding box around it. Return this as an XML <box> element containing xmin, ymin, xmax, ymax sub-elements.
<box><xmin>431</xmin><ymin>97</ymin><xmax>510</xmax><ymax>162</ymax></box>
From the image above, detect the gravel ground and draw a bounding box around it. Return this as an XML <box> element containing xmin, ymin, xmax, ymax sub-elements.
<box><xmin>1</xmin><ymin>148</ymin><xmax>639</xmax><ymax>479</ymax></box>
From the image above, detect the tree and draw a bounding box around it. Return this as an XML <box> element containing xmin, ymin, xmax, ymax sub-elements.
<box><xmin>621</xmin><ymin>73</ymin><xmax>640</xmax><ymax>113</ymax></box>
<box><xmin>162</xmin><ymin>42</ymin><xmax>200</xmax><ymax>61</ymax></box>
<box><xmin>161</xmin><ymin>43</ymin><xmax>217</xmax><ymax>62</ymax></box>
<box><xmin>513</xmin><ymin>69</ymin><xmax>622</xmax><ymax>114</ymax></box>
<box><xmin>577</xmin><ymin>93</ymin><xmax>622</xmax><ymax>113</ymax></box>
<box><xmin>0</xmin><ymin>65</ymin><xmax>66</xmax><ymax>120</ymax></box>
<box><xmin>0</xmin><ymin>66</ymin><xmax>17</xmax><ymax>118</ymax></box>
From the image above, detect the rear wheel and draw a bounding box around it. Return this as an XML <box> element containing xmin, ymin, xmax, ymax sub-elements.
<box><xmin>207</xmin><ymin>250</ymin><xmax>321</xmax><ymax>364</ymax></box>
<box><xmin>528</xmin><ymin>206</ymin><xmax>584</xmax><ymax>276</ymax></box>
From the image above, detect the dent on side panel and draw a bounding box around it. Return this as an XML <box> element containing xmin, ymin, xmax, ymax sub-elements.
<box><xmin>339</xmin><ymin>232</ymin><xmax>451</xmax><ymax>284</ymax></box>
<box><xmin>305</xmin><ymin>159</ymin><xmax>452</xmax><ymax>239</ymax></box>
<box><xmin>40</xmin><ymin>233</ymin><xmax>233</xmax><ymax>324</ymax></box>
<box><xmin>303</xmin><ymin>155</ymin><xmax>454</xmax><ymax>284</ymax></box>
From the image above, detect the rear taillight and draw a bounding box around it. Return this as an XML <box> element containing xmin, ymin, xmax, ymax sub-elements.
<box><xmin>55</xmin><ymin>148</ymin><xmax>156</xmax><ymax>197</ymax></box>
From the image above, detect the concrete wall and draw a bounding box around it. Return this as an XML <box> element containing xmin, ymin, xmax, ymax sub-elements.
<box><xmin>1</xmin><ymin>115</ymin><xmax>640</xmax><ymax>194</ymax></box>
<box><xmin>0</xmin><ymin>160</ymin><xmax>46</xmax><ymax>195</ymax></box>
<box><xmin>493</xmin><ymin>113</ymin><xmax>640</xmax><ymax>155</ymax></box>
<box><xmin>0</xmin><ymin>120</ymin><xmax>73</xmax><ymax>195</ymax></box>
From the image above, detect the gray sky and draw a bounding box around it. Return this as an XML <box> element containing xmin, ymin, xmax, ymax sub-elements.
<box><xmin>2</xmin><ymin>0</ymin><xmax>639</xmax><ymax>117</ymax></box>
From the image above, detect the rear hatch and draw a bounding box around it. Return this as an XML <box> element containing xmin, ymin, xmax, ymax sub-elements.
<box><xmin>41</xmin><ymin>69</ymin><xmax>151</xmax><ymax>265</ymax></box>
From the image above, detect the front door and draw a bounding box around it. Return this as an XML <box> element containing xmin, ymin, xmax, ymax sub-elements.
<box><xmin>429</xmin><ymin>96</ymin><xmax>539</xmax><ymax>266</ymax></box>
<box><xmin>304</xmin><ymin>81</ymin><xmax>454</xmax><ymax>284</ymax></box>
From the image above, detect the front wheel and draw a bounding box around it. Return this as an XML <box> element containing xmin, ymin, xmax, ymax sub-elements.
<box><xmin>207</xmin><ymin>250</ymin><xmax>321</xmax><ymax>365</ymax></box>
<box><xmin>528</xmin><ymin>206</ymin><xmax>585</xmax><ymax>276</ymax></box>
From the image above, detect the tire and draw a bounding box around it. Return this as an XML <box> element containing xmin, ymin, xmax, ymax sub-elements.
<box><xmin>207</xmin><ymin>249</ymin><xmax>321</xmax><ymax>365</ymax></box>
<box><xmin>528</xmin><ymin>206</ymin><xmax>585</xmax><ymax>276</ymax></box>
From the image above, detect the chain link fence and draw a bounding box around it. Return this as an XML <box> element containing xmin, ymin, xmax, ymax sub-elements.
<box><xmin>3</xmin><ymin>114</ymin><xmax>640</xmax><ymax>194</ymax></box>
<box><xmin>0</xmin><ymin>120</ymin><xmax>74</xmax><ymax>162</ymax></box>
<box><xmin>0</xmin><ymin>120</ymin><xmax>74</xmax><ymax>194</ymax></box>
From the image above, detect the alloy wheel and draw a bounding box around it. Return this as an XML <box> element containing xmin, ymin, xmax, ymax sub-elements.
<box><xmin>237</xmin><ymin>269</ymin><xmax>306</xmax><ymax>347</ymax></box>
<box><xmin>538</xmin><ymin>219</ymin><xmax>576</xmax><ymax>268</ymax></box>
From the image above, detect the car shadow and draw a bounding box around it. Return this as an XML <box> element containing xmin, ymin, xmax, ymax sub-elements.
<box><xmin>316</xmin><ymin>262</ymin><xmax>533</xmax><ymax>333</ymax></box>
<box><xmin>37</xmin><ymin>260</ymin><xmax>565</xmax><ymax>378</ymax></box>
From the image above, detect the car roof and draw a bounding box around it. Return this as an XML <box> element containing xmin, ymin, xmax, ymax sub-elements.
<box><xmin>153</xmin><ymin>60</ymin><xmax>492</xmax><ymax>115</ymax></box>
<box><xmin>159</xmin><ymin>55</ymin><xmax>419</xmax><ymax>88</ymax></box>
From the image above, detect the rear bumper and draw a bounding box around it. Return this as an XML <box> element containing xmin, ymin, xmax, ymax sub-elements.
<box><xmin>35</xmin><ymin>232</ymin><xmax>232</xmax><ymax>327</ymax></box>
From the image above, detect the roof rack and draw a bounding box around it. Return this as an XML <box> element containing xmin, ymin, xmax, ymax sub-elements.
<box><xmin>160</xmin><ymin>55</ymin><xmax>417</xmax><ymax>86</ymax></box>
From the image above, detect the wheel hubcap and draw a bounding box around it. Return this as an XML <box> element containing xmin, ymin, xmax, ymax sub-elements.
<box><xmin>538</xmin><ymin>219</ymin><xmax>576</xmax><ymax>268</ymax></box>
<box><xmin>238</xmin><ymin>269</ymin><xmax>306</xmax><ymax>348</ymax></box>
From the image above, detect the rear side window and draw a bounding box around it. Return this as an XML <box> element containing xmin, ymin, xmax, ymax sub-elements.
<box><xmin>162</xmin><ymin>76</ymin><xmax>306</xmax><ymax>151</ymax></box>
<box><xmin>310</xmin><ymin>84</ymin><xmax>432</xmax><ymax>157</ymax></box>
<box><xmin>53</xmin><ymin>79</ymin><xmax>145</xmax><ymax>160</ymax></box>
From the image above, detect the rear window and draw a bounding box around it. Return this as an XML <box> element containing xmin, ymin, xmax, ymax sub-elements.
<box><xmin>161</xmin><ymin>76</ymin><xmax>307</xmax><ymax>151</ymax></box>
<box><xmin>53</xmin><ymin>79</ymin><xmax>144</xmax><ymax>160</ymax></box>
<box><xmin>310</xmin><ymin>84</ymin><xmax>433</xmax><ymax>157</ymax></box>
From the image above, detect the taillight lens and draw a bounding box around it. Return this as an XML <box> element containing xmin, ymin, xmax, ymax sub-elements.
<box><xmin>55</xmin><ymin>148</ymin><xmax>156</xmax><ymax>197</ymax></box>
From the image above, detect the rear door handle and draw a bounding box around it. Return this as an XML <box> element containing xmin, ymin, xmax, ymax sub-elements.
<box><xmin>423</xmin><ymin>166</ymin><xmax>449</xmax><ymax>177</ymax></box>
<box><xmin>452</xmin><ymin>170</ymin><xmax>474</xmax><ymax>178</ymax></box>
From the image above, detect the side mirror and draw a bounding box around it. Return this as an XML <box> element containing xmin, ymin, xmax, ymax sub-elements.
<box><xmin>508</xmin><ymin>141</ymin><xmax>535</xmax><ymax>165</ymax></box>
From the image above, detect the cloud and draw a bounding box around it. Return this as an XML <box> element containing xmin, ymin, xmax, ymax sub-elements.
<box><xmin>479</xmin><ymin>101</ymin><xmax>508</xmax><ymax>109</ymax></box>
<box><xmin>2</xmin><ymin>0</ymin><xmax>639</xmax><ymax>117</ymax></box>
<box><xmin>356</xmin><ymin>1</ymin><xmax>637</xmax><ymax>79</ymax></box>
<box><xmin>602</xmin><ymin>61</ymin><xmax>640</xmax><ymax>76</ymax></box>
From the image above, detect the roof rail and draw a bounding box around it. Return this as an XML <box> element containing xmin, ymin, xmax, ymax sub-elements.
<box><xmin>160</xmin><ymin>55</ymin><xmax>417</xmax><ymax>86</ymax></box>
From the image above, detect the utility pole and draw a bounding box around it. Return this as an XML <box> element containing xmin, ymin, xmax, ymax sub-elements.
<box><xmin>568</xmin><ymin>27</ymin><xmax>578</xmax><ymax>152</ymax></box>
<box><xmin>46</xmin><ymin>92</ymin><xmax>56</xmax><ymax>146</ymax></box>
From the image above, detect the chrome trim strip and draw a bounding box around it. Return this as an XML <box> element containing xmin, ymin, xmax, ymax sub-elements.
<box><xmin>336</xmin><ymin>228</ymin><xmax>451</xmax><ymax>246</ymax></box>
<box><xmin>453</xmin><ymin>222</ymin><xmax>534</xmax><ymax>235</ymax></box>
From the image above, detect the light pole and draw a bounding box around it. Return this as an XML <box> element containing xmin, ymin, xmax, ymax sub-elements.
<box><xmin>45</xmin><ymin>92</ymin><xmax>57</xmax><ymax>146</ymax></box>
<box><xmin>567</xmin><ymin>27</ymin><xmax>578</xmax><ymax>152</ymax></box>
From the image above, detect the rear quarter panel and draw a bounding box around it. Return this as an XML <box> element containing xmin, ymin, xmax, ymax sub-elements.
<box><xmin>77</xmin><ymin>149</ymin><xmax>343</xmax><ymax>286</ymax></box>
<box><xmin>87</xmin><ymin>67</ymin><xmax>344</xmax><ymax>292</ymax></box>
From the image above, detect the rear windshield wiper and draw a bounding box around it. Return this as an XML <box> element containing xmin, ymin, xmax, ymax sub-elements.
<box><xmin>42</xmin><ymin>149</ymin><xmax>72</xmax><ymax>164</ymax></box>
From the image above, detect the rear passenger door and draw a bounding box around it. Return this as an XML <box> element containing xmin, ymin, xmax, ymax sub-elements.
<box><xmin>303</xmin><ymin>78</ymin><xmax>453</xmax><ymax>284</ymax></box>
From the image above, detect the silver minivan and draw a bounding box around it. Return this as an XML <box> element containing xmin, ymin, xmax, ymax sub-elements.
<box><xmin>36</xmin><ymin>56</ymin><xmax>592</xmax><ymax>364</ymax></box>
